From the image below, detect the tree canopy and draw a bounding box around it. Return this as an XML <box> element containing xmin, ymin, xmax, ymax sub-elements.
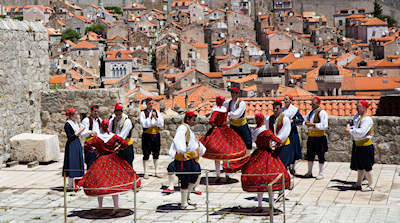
<box><xmin>61</xmin><ymin>28</ymin><xmax>81</xmax><ymax>41</ymax></box>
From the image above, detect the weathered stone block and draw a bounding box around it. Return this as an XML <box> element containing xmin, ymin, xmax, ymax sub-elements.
<box><xmin>10</xmin><ymin>133</ymin><xmax>60</xmax><ymax>162</ymax></box>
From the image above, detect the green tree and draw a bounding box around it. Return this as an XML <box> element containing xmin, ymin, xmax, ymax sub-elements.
<box><xmin>85</xmin><ymin>24</ymin><xmax>106</xmax><ymax>35</ymax></box>
<box><xmin>373</xmin><ymin>0</ymin><xmax>383</xmax><ymax>18</ymax></box>
<box><xmin>61</xmin><ymin>28</ymin><xmax>81</xmax><ymax>41</ymax></box>
<box><xmin>104</xmin><ymin>6</ymin><xmax>123</xmax><ymax>15</ymax></box>
<box><xmin>12</xmin><ymin>16</ymin><xmax>23</xmax><ymax>21</ymax></box>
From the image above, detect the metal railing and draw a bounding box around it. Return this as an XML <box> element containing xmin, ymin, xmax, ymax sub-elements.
<box><xmin>0</xmin><ymin>169</ymin><xmax>287</xmax><ymax>223</ymax></box>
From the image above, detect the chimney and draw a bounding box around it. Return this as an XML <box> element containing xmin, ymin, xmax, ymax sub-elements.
<box><xmin>313</xmin><ymin>60</ymin><xmax>318</xmax><ymax>68</ymax></box>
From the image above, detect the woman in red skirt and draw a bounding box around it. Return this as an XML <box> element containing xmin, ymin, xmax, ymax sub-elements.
<box><xmin>75</xmin><ymin>120</ymin><xmax>141</xmax><ymax>210</ymax></box>
<box><xmin>200</xmin><ymin>96</ymin><xmax>247</xmax><ymax>182</ymax></box>
<box><xmin>223</xmin><ymin>113</ymin><xmax>290</xmax><ymax>210</ymax></box>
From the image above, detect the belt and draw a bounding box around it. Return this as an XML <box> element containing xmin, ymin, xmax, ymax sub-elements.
<box><xmin>174</xmin><ymin>149</ymin><xmax>199</xmax><ymax>162</ymax></box>
<box><xmin>355</xmin><ymin>138</ymin><xmax>373</xmax><ymax>147</ymax></box>
<box><xmin>229</xmin><ymin>117</ymin><xmax>247</xmax><ymax>127</ymax></box>
<box><xmin>308</xmin><ymin>129</ymin><xmax>325</xmax><ymax>137</ymax></box>
<box><xmin>85</xmin><ymin>136</ymin><xmax>94</xmax><ymax>143</ymax></box>
<box><xmin>126</xmin><ymin>138</ymin><xmax>133</xmax><ymax>145</ymax></box>
<box><xmin>283</xmin><ymin>138</ymin><xmax>290</xmax><ymax>146</ymax></box>
<box><xmin>143</xmin><ymin>126</ymin><xmax>159</xmax><ymax>134</ymax></box>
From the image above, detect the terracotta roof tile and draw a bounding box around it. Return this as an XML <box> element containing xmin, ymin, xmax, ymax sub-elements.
<box><xmin>191</xmin><ymin>42</ymin><xmax>208</xmax><ymax>48</ymax></box>
<box><xmin>201</xmin><ymin>72</ymin><xmax>223</xmax><ymax>78</ymax></box>
<box><xmin>72</xmin><ymin>41</ymin><xmax>98</xmax><ymax>50</ymax></box>
<box><xmin>227</xmin><ymin>74</ymin><xmax>257</xmax><ymax>83</ymax></box>
<box><xmin>49</xmin><ymin>75</ymin><xmax>66</xmax><ymax>84</ymax></box>
<box><xmin>285</xmin><ymin>57</ymin><xmax>326</xmax><ymax>70</ymax></box>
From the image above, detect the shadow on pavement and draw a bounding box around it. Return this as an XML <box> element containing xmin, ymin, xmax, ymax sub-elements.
<box><xmin>67</xmin><ymin>208</ymin><xmax>133</xmax><ymax>219</ymax></box>
<box><xmin>212</xmin><ymin>206</ymin><xmax>282</xmax><ymax>216</ymax></box>
<box><xmin>199</xmin><ymin>177</ymin><xmax>239</xmax><ymax>185</ymax></box>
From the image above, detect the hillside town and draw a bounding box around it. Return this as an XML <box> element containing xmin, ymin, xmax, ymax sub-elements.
<box><xmin>1</xmin><ymin>0</ymin><xmax>399</xmax><ymax>116</ymax></box>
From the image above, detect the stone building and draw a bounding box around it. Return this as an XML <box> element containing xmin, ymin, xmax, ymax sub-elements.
<box><xmin>23</xmin><ymin>5</ymin><xmax>54</xmax><ymax>23</ymax></box>
<box><xmin>104</xmin><ymin>50</ymin><xmax>134</xmax><ymax>79</ymax></box>
<box><xmin>70</xmin><ymin>41</ymin><xmax>100</xmax><ymax>77</ymax></box>
<box><xmin>315</xmin><ymin>62</ymin><xmax>344</xmax><ymax>96</ymax></box>
<box><xmin>65</xmin><ymin>14</ymin><xmax>93</xmax><ymax>35</ymax></box>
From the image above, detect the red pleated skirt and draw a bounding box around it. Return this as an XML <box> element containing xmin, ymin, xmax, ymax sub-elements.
<box><xmin>77</xmin><ymin>153</ymin><xmax>141</xmax><ymax>196</ymax></box>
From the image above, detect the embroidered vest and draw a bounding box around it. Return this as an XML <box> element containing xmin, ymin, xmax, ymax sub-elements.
<box><xmin>308</xmin><ymin>107</ymin><xmax>325</xmax><ymax>137</ymax></box>
<box><xmin>174</xmin><ymin>124</ymin><xmax>199</xmax><ymax>162</ymax></box>
<box><xmin>355</xmin><ymin>115</ymin><xmax>374</xmax><ymax>146</ymax></box>
<box><xmin>268</xmin><ymin>113</ymin><xmax>290</xmax><ymax>146</ymax></box>
<box><xmin>111</xmin><ymin>116</ymin><xmax>133</xmax><ymax>145</ymax></box>
<box><xmin>228</xmin><ymin>99</ymin><xmax>247</xmax><ymax>127</ymax></box>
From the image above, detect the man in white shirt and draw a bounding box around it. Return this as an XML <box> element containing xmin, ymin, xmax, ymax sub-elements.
<box><xmin>139</xmin><ymin>97</ymin><xmax>164</xmax><ymax>179</ymax></box>
<box><xmin>346</xmin><ymin>100</ymin><xmax>374</xmax><ymax>191</ymax></box>
<box><xmin>169</xmin><ymin>111</ymin><xmax>206</xmax><ymax>209</ymax></box>
<box><xmin>223</xmin><ymin>87</ymin><xmax>252</xmax><ymax>150</ymax></box>
<box><xmin>81</xmin><ymin>104</ymin><xmax>102</xmax><ymax>169</ymax></box>
<box><xmin>109</xmin><ymin>103</ymin><xmax>134</xmax><ymax>166</ymax></box>
<box><xmin>266</xmin><ymin>100</ymin><xmax>292</xmax><ymax>168</ymax></box>
<box><xmin>303</xmin><ymin>97</ymin><xmax>328</xmax><ymax>180</ymax></box>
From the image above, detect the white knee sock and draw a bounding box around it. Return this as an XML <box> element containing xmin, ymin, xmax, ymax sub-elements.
<box><xmin>318</xmin><ymin>163</ymin><xmax>324</xmax><ymax>175</ymax></box>
<box><xmin>307</xmin><ymin>161</ymin><xmax>313</xmax><ymax>174</ymax></box>
<box><xmin>153</xmin><ymin>159</ymin><xmax>159</xmax><ymax>175</ymax></box>
<box><xmin>357</xmin><ymin>170</ymin><xmax>364</xmax><ymax>186</ymax></box>
<box><xmin>365</xmin><ymin>171</ymin><xmax>373</xmax><ymax>186</ymax></box>
<box><xmin>257</xmin><ymin>192</ymin><xmax>263</xmax><ymax>207</ymax></box>
<box><xmin>215</xmin><ymin>161</ymin><xmax>221</xmax><ymax>178</ymax></box>
<box><xmin>167</xmin><ymin>174</ymin><xmax>175</xmax><ymax>190</ymax></box>
<box><xmin>97</xmin><ymin>196</ymin><xmax>103</xmax><ymax>208</ymax></box>
<box><xmin>67</xmin><ymin>177</ymin><xmax>73</xmax><ymax>188</ymax></box>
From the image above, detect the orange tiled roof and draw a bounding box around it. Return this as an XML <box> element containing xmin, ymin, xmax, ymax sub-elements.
<box><xmin>56</xmin><ymin>19</ymin><xmax>66</xmax><ymax>27</ymax></box>
<box><xmin>285</xmin><ymin>57</ymin><xmax>326</xmax><ymax>70</ymax></box>
<box><xmin>242</xmin><ymin>85</ymin><xmax>257</xmax><ymax>92</ymax></box>
<box><xmin>273</xmin><ymin>53</ymin><xmax>295</xmax><ymax>64</ymax></box>
<box><xmin>191</xmin><ymin>42</ymin><xmax>208</xmax><ymax>49</ymax></box>
<box><xmin>221</xmin><ymin>61</ymin><xmax>244</xmax><ymax>71</ymax></box>
<box><xmin>105</xmin><ymin>50</ymin><xmax>132</xmax><ymax>60</ymax></box>
<box><xmin>227</xmin><ymin>74</ymin><xmax>257</xmax><ymax>83</ymax></box>
<box><xmin>193</xmin><ymin>96</ymin><xmax>380</xmax><ymax>117</ymax></box>
<box><xmin>345</xmin><ymin>14</ymin><xmax>365</xmax><ymax>19</ymax></box>
<box><xmin>175</xmin><ymin>84</ymin><xmax>202</xmax><ymax>94</ymax></box>
<box><xmin>47</xmin><ymin>28</ymin><xmax>61</xmax><ymax>35</ymax></box>
<box><xmin>215</xmin><ymin>54</ymin><xmax>231</xmax><ymax>60</ymax></box>
<box><xmin>359</xmin><ymin>17</ymin><xmax>387</xmax><ymax>26</ymax></box>
<box><xmin>201</xmin><ymin>72</ymin><xmax>223</xmax><ymax>78</ymax></box>
<box><xmin>72</xmin><ymin>41</ymin><xmax>98</xmax><ymax>50</ymax></box>
<box><xmin>79</xmin><ymin>32</ymin><xmax>105</xmax><ymax>41</ymax></box>
<box><xmin>49</xmin><ymin>75</ymin><xmax>66</xmax><ymax>84</ymax></box>
<box><xmin>68</xmin><ymin>69</ymin><xmax>83</xmax><ymax>80</ymax></box>
<box><xmin>245</xmin><ymin>61</ymin><xmax>266</xmax><ymax>67</ymax></box>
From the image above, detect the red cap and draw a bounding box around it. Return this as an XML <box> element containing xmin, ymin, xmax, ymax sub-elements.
<box><xmin>274</xmin><ymin>100</ymin><xmax>282</xmax><ymax>104</ymax></box>
<box><xmin>115</xmin><ymin>102</ymin><xmax>123</xmax><ymax>106</ymax></box>
<box><xmin>255</xmin><ymin>113</ymin><xmax>265</xmax><ymax>128</ymax></box>
<box><xmin>185</xmin><ymin>111</ymin><xmax>197</xmax><ymax>119</ymax></box>
<box><xmin>90</xmin><ymin>104</ymin><xmax>97</xmax><ymax>109</ymax></box>
<box><xmin>216</xmin><ymin>96</ymin><xmax>225</xmax><ymax>106</ymax></box>
<box><xmin>314</xmin><ymin>96</ymin><xmax>321</xmax><ymax>103</ymax></box>
<box><xmin>230</xmin><ymin>87</ymin><xmax>239</xmax><ymax>93</ymax></box>
<box><xmin>100</xmin><ymin>120</ymin><xmax>110</xmax><ymax>133</ymax></box>
<box><xmin>360</xmin><ymin>100</ymin><xmax>369</xmax><ymax>109</ymax></box>
<box><xmin>114</xmin><ymin>104</ymin><xmax>123</xmax><ymax>111</ymax></box>
<box><xmin>285</xmin><ymin>94</ymin><xmax>293</xmax><ymax>100</ymax></box>
<box><xmin>65</xmin><ymin>108</ymin><xmax>76</xmax><ymax>117</ymax></box>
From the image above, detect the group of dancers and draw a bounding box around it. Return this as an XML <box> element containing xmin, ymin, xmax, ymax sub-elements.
<box><xmin>62</xmin><ymin>86</ymin><xmax>376</xmax><ymax>211</ymax></box>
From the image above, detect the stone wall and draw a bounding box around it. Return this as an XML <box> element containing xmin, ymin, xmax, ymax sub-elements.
<box><xmin>0</xmin><ymin>19</ymin><xmax>49</xmax><ymax>156</ymax></box>
<box><xmin>40</xmin><ymin>88</ymin><xmax>126</xmax><ymax>148</ymax></box>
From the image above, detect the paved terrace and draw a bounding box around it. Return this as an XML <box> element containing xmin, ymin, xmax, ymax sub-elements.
<box><xmin>0</xmin><ymin>154</ymin><xmax>399</xmax><ymax>223</ymax></box>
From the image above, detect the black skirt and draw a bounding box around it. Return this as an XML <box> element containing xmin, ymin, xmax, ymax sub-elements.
<box><xmin>351</xmin><ymin>144</ymin><xmax>374</xmax><ymax>171</ymax></box>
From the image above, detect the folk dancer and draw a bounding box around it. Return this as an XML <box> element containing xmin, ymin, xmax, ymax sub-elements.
<box><xmin>109</xmin><ymin>103</ymin><xmax>135</xmax><ymax>166</ymax></box>
<box><xmin>303</xmin><ymin>97</ymin><xmax>328</xmax><ymax>180</ymax></box>
<box><xmin>169</xmin><ymin>111</ymin><xmax>206</xmax><ymax>209</ymax></box>
<box><xmin>75</xmin><ymin>120</ymin><xmax>141</xmax><ymax>210</ymax></box>
<box><xmin>139</xmin><ymin>97</ymin><xmax>164</xmax><ymax>179</ymax></box>
<box><xmin>346</xmin><ymin>100</ymin><xmax>374</xmax><ymax>191</ymax></box>
<box><xmin>223</xmin><ymin>87</ymin><xmax>252</xmax><ymax>150</ymax></box>
<box><xmin>266</xmin><ymin>100</ymin><xmax>292</xmax><ymax>169</ymax></box>
<box><xmin>282</xmin><ymin>95</ymin><xmax>304</xmax><ymax>174</ymax></box>
<box><xmin>63</xmin><ymin>108</ymin><xmax>85</xmax><ymax>189</ymax></box>
<box><xmin>223</xmin><ymin>113</ymin><xmax>291</xmax><ymax>211</ymax></box>
<box><xmin>81</xmin><ymin>104</ymin><xmax>102</xmax><ymax>169</ymax></box>
<box><xmin>200</xmin><ymin>96</ymin><xmax>247</xmax><ymax>183</ymax></box>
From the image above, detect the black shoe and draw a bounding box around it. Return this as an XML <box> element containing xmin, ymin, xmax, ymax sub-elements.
<box><xmin>304</xmin><ymin>173</ymin><xmax>313</xmax><ymax>178</ymax></box>
<box><xmin>289</xmin><ymin>167</ymin><xmax>296</xmax><ymax>175</ymax></box>
<box><xmin>352</xmin><ymin>184</ymin><xmax>362</xmax><ymax>190</ymax></box>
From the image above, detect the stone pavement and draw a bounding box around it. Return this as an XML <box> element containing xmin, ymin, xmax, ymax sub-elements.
<box><xmin>0</xmin><ymin>154</ymin><xmax>399</xmax><ymax>223</ymax></box>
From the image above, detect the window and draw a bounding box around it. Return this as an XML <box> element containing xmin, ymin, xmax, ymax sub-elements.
<box><xmin>78</xmin><ymin>51</ymin><xmax>81</xmax><ymax>56</ymax></box>
<box><xmin>63</xmin><ymin>60</ymin><xmax>67</xmax><ymax>64</ymax></box>
<box><xmin>339</xmin><ymin>20</ymin><xmax>343</xmax><ymax>26</ymax></box>
<box><xmin>239</xmin><ymin>68</ymin><xmax>243</xmax><ymax>72</ymax></box>
<box><xmin>372</xmin><ymin>31</ymin><xmax>376</xmax><ymax>37</ymax></box>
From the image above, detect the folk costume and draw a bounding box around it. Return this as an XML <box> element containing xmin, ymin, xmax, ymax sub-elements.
<box><xmin>139</xmin><ymin>101</ymin><xmax>164</xmax><ymax>178</ymax></box>
<box><xmin>282</xmin><ymin>96</ymin><xmax>304</xmax><ymax>174</ymax></box>
<box><xmin>169</xmin><ymin>112</ymin><xmax>206</xmax><ymax>209</ymax></box>
<box><xmin>200</xmin><ymin>96</ymin><xmax>247</xmax><ymax>179</ymax></box>
<box><xmin>76</xmin><ymin>120</ymin><xmax>141</xmax><ymax>209</ymax></box>
<box><xmin>63</xmin><ymin>108</ymin><xmax>85</xmax><ymax>188</ymax></box>
<box><xmin>266</xmin><ymin>101</ymin><xmax>292</xmax><ymax>168</ymax></box>
<box><xmin>223</xmin><ymin>88</ymin><xmax>252</xmax><ymax>150</ymax></box>
<box><xmin>109</xmin><ymin>104</ymin><xmax>134</xmax><ymax>166</ymax></box>
<box><xmin>303</xmin><ymin>97</ymin><xmax>328</xmax><ymax>179</ymax></box>
<box><xmin>223</xmin><ymin>114</ymin><xmax>290</xmax><ymax>208</ymax></box>
<box><xmin>81</xmin><ymin>104</ymin><xmax>102</xmax><ymax>169</ymax></box>
<box><xmin>349</xmin><ymin>100</ymin><xmax>374</xmax><ymax>191</ymax></box>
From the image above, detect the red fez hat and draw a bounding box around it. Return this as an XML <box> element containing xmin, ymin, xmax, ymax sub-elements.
<box><xmin>285</xmin><ymin>94</ymin><xmax>293</xmax><ymax>100</ymax></box>
<box><xmin>360</xmin><ymin>100</ymin><xmax>369</xmax><ymax>109</ymax></box>
<box><xmin>65</xmin><ymin>108</ymin><xmax>76</xmax><ymax>117</ymax></box>
<box><xmin>314</xmin><ymin>96</ymin><xmax>321</xmax><ymax>103</ymax></box>
<box><xmin>185</xmin><ymin>111</ymin><xmax>197</xmax><ymax>119</ymax></box>
<box><xmin>100</xmin><ymin>120</ymin><xmax>110</xmax><ymax>132</ymax></box>
<box><xmin>115</xmin><ymin>102</ymin><xmax>123</xmax><ymax>106</ymax></box>
<box><xmin>90</xmin><ymin>104</ymin><xmax>97</xmax><ymax>109</ymax></box>
<box><xmin>255</xmin><ymin>113</ymin><xmax>265</xmax><ymax>127</ymax></box>
<box><xmin>216</xmin><ymin>96</ymin><xmax>225</xmax><ymax>106</ymax></box>
<box><xmin>114</xmin><ymin>104</ymin><xmax>123</xmax><ymax>111</ymax></box>
<box><xmin>230</xmin><ymin>87</ymin><xmax>240</xmax><ymax>93</ymax></box>
<box><xmin>274</xmin><ymin>100</ymin><xmax>282</xmax><ymax>104</ymax></box>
